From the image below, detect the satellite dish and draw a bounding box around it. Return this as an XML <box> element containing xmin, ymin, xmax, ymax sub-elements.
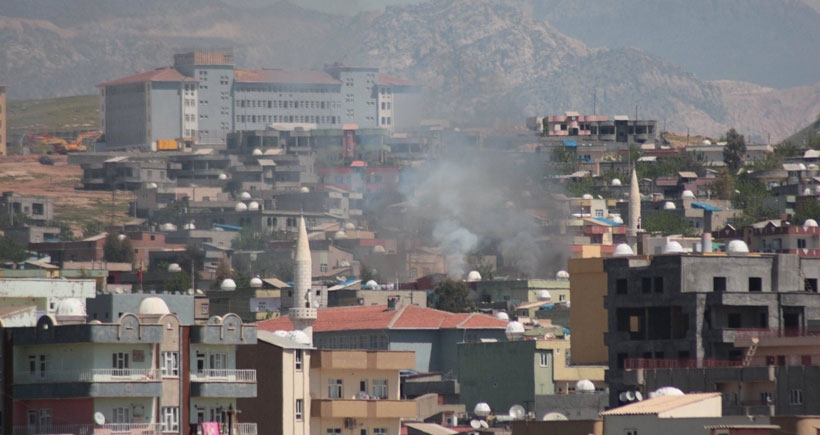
<box><xmin>470</xmin><ymin>420</ymin><xmax>481</xmax><ymax>429</ymax></box>
<box><xmin>625</xmin><ymin>391</ymin><xmax>636</xmax><ymax>402</ymax></box>
<box><xmin>479</xmin><ymin>421</ymin><xmax>489</xmax><ymax>429</ymax></box>
<box><xmin>313</xmin><ymin>300</ymin><xmax>320</xmax><ymax>308</ymax></box>
<box><xmin>542</xmin><ymin>412</ymin><xmax>569</xmax><ymax>421</ymax></box>
<box><xmin>94</xmin><ymin>412</ymin><xmax>106</xmax><ymax>425</ymax></box>
<box><xmin>509</xmin><ymin>405</ymin><xmax>526</xmax><ymax>420</ymax></box>
<box><xmin>635</xmin><ymin>391</ymin><xmax>643</xmax><ymax>401</ymax></box>
<box><xmin>619</xmin><ymin>392</ymin><xmax>629</xmax><ymax>402</ymax></box>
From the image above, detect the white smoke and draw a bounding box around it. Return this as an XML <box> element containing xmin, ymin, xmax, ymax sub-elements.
<box><xmin>433</xmin><ymin>219</ymin><xmax>479</xmax><ymax>278</ymax></box>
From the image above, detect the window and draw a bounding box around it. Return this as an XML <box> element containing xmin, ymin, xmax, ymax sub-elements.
<box><xmin>328</xmin><ymin>379</ymin><xmax>343</xmax><ymax>398</ymax></box>
<box><xmin>624</xmin><ymin>430</ymin><xmax>638</xmax><ymax>435</ymax></box>
<box><xmin>39</xmin><ymin>409</ymin><xmax>52</xmax><ymax>430</ymax></box>
<box><xmin>641</xmin><ymin>277</ymin><xmax>651</xmax><ymax>293</ymax></box>
<box><xmin>161</xmin><ymin>407</ymin><xmax>179</xmax><ymax>432</ymax></box>
<box><xmin>113</xmin><ymin>407</ymin><xmax>131</xmax><ymax>423</ymax></box>
<box><xmin>654</xmin><ymin>277</ymin><xmax>663</xmax><ymax>293</ymax></box>
<box><xmin>798</xmin><ymin>238</ymin><xmax>807</xmax><ymax>249</ymax></box>
<box><xmin>616</xmin><ymin>279</ymin><xmax>628</xmax><ymax>295</ymax></box>
<box><xmin>210</xmin><ymin>353</ymin><xmax>227</xmax><ymax>370</ymax></box>
<box><xmin>113</xmin><ymin>352</ymin><xmax>129</xmax><ymax>375</ymax></box>
<box><xmin>728</xmin><ymin>313</ymin><xmax>741</xmax><ymax>328</ymax></box>
<box><xmin>327</xmin><ymin>429</ymin><xmax>342</xmax><ymax>435</ymax></box>
<box><xmin>295</xmin><ymin>399</ymin><xmax>303</xmax><ymax>421</ymax></box>
<box><xmin>39</xmin><ymin>355</ymin><xmax>48</xmax><ymax>377</ymax></box>
<box><xmin>539</xmin><ymin>353</ymin><xmax>549</xmax><ymax>367</ymax></box>
<box><xmin>749</xmin><ymin>277</ymin><xmax>762</xmax><ymax>292</ymax></box>
<box><xmin>790</xmin><ymin>389</ymin><xmax>803</xmax><ymax>405</ymax></box>
<box><xmin>761</xmin><ymin>392</ymin><xmax>773</xmax><ymax>405</ymax></box>
<box><xmin>320</xmin><ymin>263</ymin><xmax>328</xmax><ymax>273</ymax></box>
<box><xmin>200</xmin><ymin>303</ymin><xmax>209</xmax><ymax>315</ymax></box>
<box><xmin>372</xmin><ymin>379</ymin><xmax>388</xmax><ymax>399</ymax></box>
<box><xmin>713</xmin><ymin>276</ymin><xmax>727</xmax><ymax>292</ymax></box>
<box><xmin>295</xmin><ymin>350</ymin><xmax>303</xmax><ymax>371</ymax></box>
<box><xmin>161</xmin><ymin>352</ymin><xmax>179</xmax><ymax>377</ymax></box>
<box><xmin>374</xmin><ymin>429</ymin><xmax>387</xmax><ymax>435</ymax></box>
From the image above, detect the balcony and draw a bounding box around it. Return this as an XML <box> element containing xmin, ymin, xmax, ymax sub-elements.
<box><xmin>13</xmin><ymin>423</ymin><xmax>162</xmax><ymax>435</ymax></box>
<box><xmin>13</xmin><ymin>369</ymin><xmax>162</xmax><ymax>399</ymax></box>
<box><xmin>311</xmin><ymin>350</ymin><xmax>414</xmax><ymax>370</ymax></box>
<box><xmin>16</xmin><ymin>369</ymin><xmax>160</xmax><ymax>384</ymax></box>
<box><xmin>311</xmin><ymin>399</ymin><xmax>416</xmax><ymax>419</ymax></box>
<box><xmin>190</xmin><ymin>369</ymin><xmax>257</xmax><ymax>398</ymax></box>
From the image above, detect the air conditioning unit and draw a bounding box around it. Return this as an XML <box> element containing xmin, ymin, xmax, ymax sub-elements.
<box><xmin>345</xmin><ymin>418</ymin><xmax>357</xmax><ymax>428</ymax></box>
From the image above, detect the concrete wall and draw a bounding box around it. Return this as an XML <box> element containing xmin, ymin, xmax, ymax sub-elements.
<box><xmin>148</xmin><ymin>82</ymin><xmax>184</xmax><ymax>145</ymax></box>
<box><xmin>568</xmin><ymin>258</ymin><xmax>609</xmax><ymax>364</ymax></box>
<box><xmin>457</xmin><ymin>340</ymin><xmax>538</xmax><ymax>415</ymax></box>
<box><xmin>103</xmin><ymin>83</ymin><xmax>148</xmax><ymax>148</ymax></box>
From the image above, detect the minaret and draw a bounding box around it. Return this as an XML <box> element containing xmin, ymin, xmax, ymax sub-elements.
<box><xmin>628</xmin><ymin>168</ymin><xmax>641</xmax><ymax>251</ymax></box>
<box><xmin>290</xmin><ymin>216</ymin><xmax>317</xmax><ymax>343</ymax></box>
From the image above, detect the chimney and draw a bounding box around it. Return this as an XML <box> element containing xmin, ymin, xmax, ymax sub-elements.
<box><xmin>702</xmin><ymin>232</ymin><xmax>712</xmax><ymax>253</ymax></box>
<box><xmin>387</xmin><ymin>295</ymin><xmax>401</xmax><ymax>311</ymax></box>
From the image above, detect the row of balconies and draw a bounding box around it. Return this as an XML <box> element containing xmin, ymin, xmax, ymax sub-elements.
<box><xmin>13</xmin><ymin>368</ymin><xmax>256</xmax><ymax>399</ymax></box>
<box><xmin>11</xmin><ymin>422</ymin><xmax>259</xmax><ymax>435</ymax></box>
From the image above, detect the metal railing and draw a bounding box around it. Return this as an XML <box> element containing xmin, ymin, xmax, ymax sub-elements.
<box><xmin>732</xmin><ymin>327</ymin><xmax>820</xmax><ymax>339</ymax></box>
<box><xmin>190</xmin><ymin>369</ymin><xmax>256</xmax><ymax>382</ymax></box>
<box><xmin>196</xmin><ymin>423</ymin><xmax>257</xmax><ymax>435</ymax></box>
<box><xmin>13</xmin><ymin>423</ymin><xmax>162</xmax><ymax>435</ymax></box>
<box><xmin>626</xmin><ymin>354</ymin><xmax>820</xmax><ymax>370</ymax></box>
<box><xmin>15</xmin><ymin>369</ymin><xmax>160</xmax><ymax>384</ymax></box>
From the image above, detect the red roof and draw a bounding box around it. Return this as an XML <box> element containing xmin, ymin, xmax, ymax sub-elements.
<box><xmin>256</xmin><ymin>305</ymin><xmax>508</xmax><ymax>333</ymax></box>
<box><xmin>98</xmin><ymin>68</ymin><xmax>193</xmax><ymax>87</ymax></box>
<box><xmin>234</xmin><ymin>69</ymin><xmax>340</xmax><ymax>85</ymax></box>
<box><xmin>379</xmin><ymin>74</ymin><xmax>416</xmax><ymax>86</ymax></box>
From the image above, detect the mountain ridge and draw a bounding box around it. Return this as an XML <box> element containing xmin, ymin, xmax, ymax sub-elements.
<box><xmin>0</xmin><ymin>0</ymin><xmax>818</xmax><ymax>141</ymax></box>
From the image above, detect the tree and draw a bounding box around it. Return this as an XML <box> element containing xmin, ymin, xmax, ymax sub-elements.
<box><xmin>164</xmin><ymin>271</ymin><xmax>191</xmax><ymax>293</ymax></box>
<box><xmin>641</xmin><ymin>212</ymin><xmax>698</xmax><ymax>237</ymax></box>
<box><xmin>793</xmin><ymin>200</ymin><xmax>820</xmax><ymax>226</ymax></box>
<box><xmin>432</xmin><ymin>279</ymin><xmax>474</xmax><ymax>313</ymax></box>
<box><xmin>103</xmin><ymin>233</ymin><xmax>134</xmax><ymax>263</ymax></box>
<box><xmin>709</xmin><ymin>168</ymin><xmax>735</xmax><ymax>200</ymax></box>
<box><xmin>231</xmin><ymin>227</ymin><xmax>279</xmax><ymax>250</ymax></box>
<box><xmin>0</xmin><ymin>235</ymin><xmax>28</xmax><ymax>263</ymax></box>
<box><xmin>723</xmin><ymin>128</ymin><xmax>747</xmax><ymax>172</ymax></box>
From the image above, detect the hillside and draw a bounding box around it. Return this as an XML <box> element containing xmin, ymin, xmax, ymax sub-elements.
<box><xmin>525</xmin><ymin>0</ymin><xmax>820</xmax><ymax>89</ymax></box>
<box><xmin>1</xmin><ymin>0</ymin><xmax>819</xmax><ymax>141</ymax></box>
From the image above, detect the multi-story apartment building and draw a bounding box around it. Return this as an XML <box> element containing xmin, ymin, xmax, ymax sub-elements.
<box><xmin>0</xmin><ymin>192</ymin><xmax>54</xmax><ymax>224</ymax></box>
<box><xmin>0</xmin><ymin>297</ymin><xmax>258</xmax><ymax>435</ymax></box>
<box><xmin>531</xmin><ymin>112</ymin><xmax>657</xmax><ymax>144</ymax></box>
<box><xmin>603</xmin><ymin>247</ymin><xmax>820</xmax><ymax>408</ymax></box>
<box><xmin>309</xmin><ymin>349</ymin><xmax>416</xmax><ymax>435</ymax></box>
<box><xmin>98</xmin><ymin>51</ymin><xmax>419</xmax><ymax>149</ymax></box>
<box><xmin>172</xmin><ymin>51</ymin><xmax>235</xmax><ymax>146</ymax></box>
<box><xmin>99</xmin><ymin>68</ymin><xmax>198</xmax><ymax>150</ymax></box>
<box><xmin>0</xmin><ymin>82</ymin><xmax>6</xmax><ymax>156</ymax></box>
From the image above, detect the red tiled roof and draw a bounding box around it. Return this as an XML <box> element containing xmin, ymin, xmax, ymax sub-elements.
<box><xmin>255</xmin><ymin>305</ymin><xmax>508</xmax><ymax>332</ymax></box>
<box><xmin>234</xmin><ymin>69</ymin><xmax>340</xmax><ymax>85</ymax></box>
<box><xmin>379</xmin><ymin>74</ymin><xmax>415</xmax><ymax>86</ymax></box>
<box><xmin>98</xmin><ymin>68</ymin><xmax>193</xmax><ymax>87</ymax></box>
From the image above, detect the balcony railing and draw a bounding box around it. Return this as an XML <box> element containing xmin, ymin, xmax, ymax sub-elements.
<box><xmin>195</xmin><ymin>423</ymin><xmax>257</xmax><ymax>435</ymax></box>
<box><xmin>732</xmin><ymin>327</ymin><xmax>820</xmax><ymax>339</ymax></box>
<box><xmin>13</xmin><ymin>423</ymin><xmax>162</xmax><ymax>435</ymax></box>
<box><xmin>15</xmin><ymin>369</ymin><xmax>160</xmax><ymax>384</ymax></box>
<box><xmin>190</xmin><ymin>369</ymin><xmax>256</xmax><ymax>382</ymax></box>
<box><xmin>626</xmin><ymin>354</ymin><xmax>820</xmax><ymax>370</ymax></box>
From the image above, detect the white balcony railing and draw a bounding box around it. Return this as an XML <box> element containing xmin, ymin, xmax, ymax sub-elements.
<box><xmin>195</xmin><ymin>423</ymin><xmax>257</xmax><ymax>435</ymax></box>
<box><xmin>15</xmin><ymin>369</ymin><xmax>160</xmax><ymax>384</ymax></box>
<box><xmin>13</xmin><ymin>423</ymin><xmax>162</xmax><ymax>435</ymax></box>
<box><xmin>190</xmin><ymin>369</ymin><xmax>256</xmax><ymax>382</ymax></box>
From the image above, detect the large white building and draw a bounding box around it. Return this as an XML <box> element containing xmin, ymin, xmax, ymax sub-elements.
<box><xmin>98</xmin><ymin>50</ymin><xmax>421</xmax><ymax>149</ymax></box>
